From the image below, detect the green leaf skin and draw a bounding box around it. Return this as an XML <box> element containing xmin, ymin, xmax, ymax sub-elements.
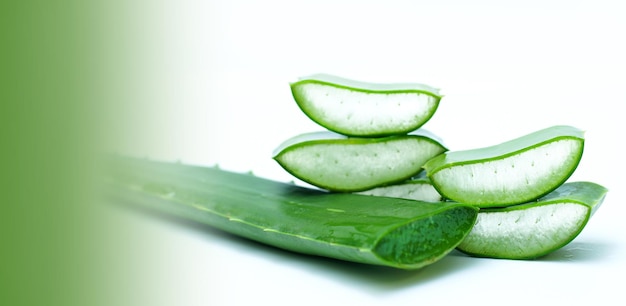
<box><xmin>273</xmin><ymin>130</ymin><xmax>447</xmax><ymax>192</ymax></box>
<box><xmin>290</xmin><ymin>74</ymin><xmax>442</xmax><ymax>137</ymax></box>
<box><xmin>355</xmin><ymin>172</ymin><xmax>444</xmax><ymax>202</ymax></box>
<box><xmin>106</xmin><ymin>157</ymin><xmax>478</xmax><ymax>270</ymax></box>
<box><xmin>423</xmin><ymin>125</ymin><xmax>585</xmax><ymax>207</ymax></box>
<box><xmin>457</xmin><ymin>182</ymin><xmax>608</xmax><ymax>259</ymax></box>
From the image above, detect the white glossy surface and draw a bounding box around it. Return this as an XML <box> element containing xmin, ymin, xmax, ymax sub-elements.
<box><xmin>105</xmin><ymin>0</ymin><xmax>626</xmax><ymax>305</ymax></box>
<box><xmin>294</xmin><ymin>82</ymin><xmax>438</xmax><ymax>135</ymax></box>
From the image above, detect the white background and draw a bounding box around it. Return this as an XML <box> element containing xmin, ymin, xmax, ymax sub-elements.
<box><xmin>108</xmin><ymin>1</ymin><xmax>626</xmax><ymax>305</ymax></box>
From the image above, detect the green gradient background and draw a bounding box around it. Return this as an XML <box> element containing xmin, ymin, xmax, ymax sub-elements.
<box><xmin>4</xmin><ymin>1</ymin><xmax>623</xmax><ymax>305</ymax></box>
<box><xmin>1</xmin><ymin>1</ymin><xmax>147</xmax><ymax>305</ymax></box>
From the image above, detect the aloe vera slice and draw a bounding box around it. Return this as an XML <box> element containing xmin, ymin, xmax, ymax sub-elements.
<box><xmin>423</xmin><ymin>125</ymin><xmax>584</xmax><ymax>207</ymax></box>
<box><xmin>106</xmin><ymin>157</ymin><xmax>478</xmax><ymax>270</ymax></box>
<box><xmin>457</xmin><ymin>182</ymin><xmax>607</xmax><ymax>259</ymax></box>
<box><xmin>273</xmin><ymin>130</ymin><xmax>447</xmax><ymax>192</ymax></box>
<box><xmin>290</xmin><ymin>74</ymin><xmax>442</xmax><ymax>137</ymax></box>
<box><xmin>355</xmin><ymin>172</ymin><xmax>443</xmax><ymax>202</ymax></box>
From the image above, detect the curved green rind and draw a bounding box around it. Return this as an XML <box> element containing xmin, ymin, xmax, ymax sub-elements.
<box><xmin>423</xmin><ymin>125</ymin><xmax>585</xmax><ymax>206</ymax></box>
<box><xmin>273</xmin><ymin>130</ymin><xmax>447</xmax><ymax>192</ymax></box>
<box><xmin>456</xmin><ymin>182</ymin><xmax>608</xmax><ymax>259</ymax></box>
<box><xmin>106</xmin><ymin>157</ymin><xmax>478</xmax><ymax>270</ymax></box>
<box><xmin>290</xmin><ymin>74</ymin><xmax>443</xmax><ymax>137</ymax></box>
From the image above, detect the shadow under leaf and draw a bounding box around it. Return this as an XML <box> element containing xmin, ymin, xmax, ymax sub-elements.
<box><xmin>539</xmin><ymin>240</ymin><xmax>614</xmax><ymax>262</ymax></box>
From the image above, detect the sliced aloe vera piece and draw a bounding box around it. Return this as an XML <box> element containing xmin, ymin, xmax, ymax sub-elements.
<box><xmin>273</xmin><ymin>130</ymin><xmax>447</xmax><ymax>192</ymax></box>
<box><xmin>290</xmin><ymin>74</ymin><xmax>442</xmax><ymax>137</ymax></box>
<box><xmin>355</xmin><ymin>172</ymin><xmax>444</xmax><ymax>202</ymax></box>
<box><xmin>423</xmin><ymin>125</ymin><xmax>584</xmax><ymax>207</ymax></box>
<box><xmin>457</xmin><ymin>182</ymin><xmax>607</xmax><ymax>259</ymax></box>
<box><xmin>106</xmin><ymin>157</ymin><xmax>478</xmax><ymax>270</ymax></box>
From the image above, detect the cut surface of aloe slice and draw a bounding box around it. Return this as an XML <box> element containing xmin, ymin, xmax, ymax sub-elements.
<box><xmin>290</xmin><ymin>74</ymin><xmax>442</xmax><ymax>137</ymax></box>
<box><xmin>106</xmin><ymin>157</ymin><xmax>478</xmax><ymax>270</ymax></box>
<box><xmin>457</xmin><ymin>182</ymin><xmax>607</xmax><ymax>259</ymax></box>
<box><xmin>355</xmin><ymin>172</ymin><xmax>443</xmax><ymax>202</ymax></box>
<box><xmin>423</xmin><ymin>125</ymin><xmax>584</xmax><ymax>207</ymax></box>
<box><xmin>274</xmin><ymin>130</ymin><xmax>447</xmax><ymax>192</ymax></box>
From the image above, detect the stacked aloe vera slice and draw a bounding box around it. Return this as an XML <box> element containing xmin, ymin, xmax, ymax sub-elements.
<box><xmin>105</xmin><ymin>74</ymin><xmax>608</xmax><ymax>271</ymax></box>
<box><xmin>275</xmin><ymin>74</ymin><xmax>608</xmax><ymax>260</ymax></box>
<box><xmin>423</xmin><ymin>126</ymin><xmax>607</xmax><ymax>259</ymax></box>
<box><xmin>274</xmin><ymin>74</ymin><xmax>447</xmax><ymax>192</ymax></box>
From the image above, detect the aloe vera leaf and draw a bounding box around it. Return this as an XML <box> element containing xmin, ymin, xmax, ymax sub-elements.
<box><xmin>423</xmin><ymin>125</ymin><xmax>584</xmax><ymax>207</ymax></box>
<box><xmin>355</xmin><ymin>172</ymin><xmax>444</xmax><ymax>202</ymax></box>
<box><xmin>456</xmin><ymin>181</ymin><xmax>607</xmax><ymax>259</ymax></box>
<box><xmin>106</xmin><ymin>157</ymin><xmax>478</xmax><ymax>270</ymax></box>
<box><xmin>290</xmin><ymin>74</ymin><xmax>442</xmax><ymax>137</ymax></box>
<box><xmin>273</xmin><ymin>130</ymin><xmax>447</xmax><ymax>192</ymax></box>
